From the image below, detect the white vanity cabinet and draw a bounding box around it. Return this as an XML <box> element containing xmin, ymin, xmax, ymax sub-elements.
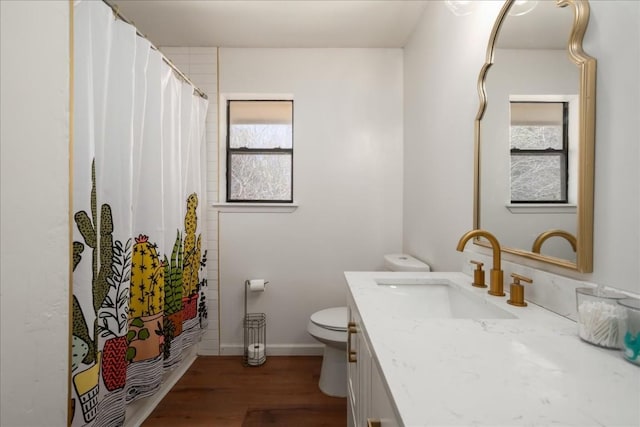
<box><xmin>345</xmin><ymin>271</ymin><xmax>640</xmax><ymax>426</ymax></box>
<box><xmin>347</xmin><ymin>292</ymin><xmax>400</xmax><ymax>427</ymax></box>
<box><xmin>370</xmin><ymin>365</ymin><xmax>399</xmax><ymax>427</ymax></box>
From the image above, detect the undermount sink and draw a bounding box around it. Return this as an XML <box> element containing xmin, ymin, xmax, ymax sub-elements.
<box><xmin>375</xmin><ymin>278</ymin><xmax>516</xmax><ymax>319</ymax></box>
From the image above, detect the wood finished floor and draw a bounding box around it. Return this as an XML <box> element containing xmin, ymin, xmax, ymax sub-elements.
<box><xmin>143</xmin><ymin>356</ymin><xmax>347</xmax><ymax>427</ymax></box>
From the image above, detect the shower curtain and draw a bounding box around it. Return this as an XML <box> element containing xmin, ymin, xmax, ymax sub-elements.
<box><xmin>71</xmin><ymin>1</ymin><xmax>208</xmax><ymax>425</ymax></box>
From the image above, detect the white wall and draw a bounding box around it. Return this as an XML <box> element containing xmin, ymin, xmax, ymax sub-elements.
<box><xmin>403</xmin><ymin>1</ymin><xmax>640</xmax><ymax>295</ymax></box>
<box><xmin>218</xmin><ymin>48</ymin><xmax>404</xmax><ymax>353</ymax></box>
<box><xmin>0</xmin><ymin>1</ymin><xmax>70</xmax><ymax>426</ymax></box>
<box><xmin>586</xmin><ymin>0</ymin><xmax>640</xmax><ymax>292</ymax></box>
<box><xmin>403</xmin><ymin>1</ymin><xmax>501</xmax><ymax>271</ymax></box>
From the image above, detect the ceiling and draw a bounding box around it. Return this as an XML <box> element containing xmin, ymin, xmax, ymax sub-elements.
<box><xmin>110</xmin><ymin>0</ymin><xmax>429</xmax><ymax>48</ymax></box>
<box><xmin>497</xmin><ymin>0</ymin><xmax>573</xmax><ymax>50</ymax></box>
<box><xmin>109</xmin><ymin>1</ymin><xmax>571</xmax><ymax>50</ymax></box>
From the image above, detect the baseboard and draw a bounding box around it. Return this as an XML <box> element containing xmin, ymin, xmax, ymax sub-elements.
<box><xmin>124</xmin><ymin>346</ymin><xmax>198</xmax><ymax>427</ymax></box>
<box><xmin>219</xmin><ymin>343</ymin><xmax>324</xmax><ymax>356</ymax></box>
<box><xmin>197</xmin><ymin>346</ymin><xmax>220</xmax><ymax>356</ymax></box>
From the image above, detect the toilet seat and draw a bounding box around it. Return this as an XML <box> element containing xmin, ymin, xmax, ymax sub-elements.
<box><xmin>310</xmin><ymin>307</ymin><xmax>347</xmax><ymax>332</ymax></box>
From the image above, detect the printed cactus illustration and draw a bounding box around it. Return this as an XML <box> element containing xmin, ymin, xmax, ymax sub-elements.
<box><xmin>71</xmin><ymin>335</ymin><xmax>90</xmax><ymax>373</ymax></box>
<box><xmin>75</xmin><ymin>160</ymin><xmax>114</xmax><ymax>315</ymax></box>
<box><xmin>129</xmin><ymin>235</ymin><xmax>164</xmax><ymax>317</ymax></box>
<box><xmin>72</xmin><ymin>240</ymin><xmax>90</xmax><ymax>369</ymax></box>
<box><xmin>164</xmin><ymin>230</ymin><xmax>184</xmax><ymax>315</ymax></box>
<box><xmin>182</xmin><ymin>193</ymin><xmax>201</xmax><ymax>298</ymax></box>
<box><xmin>72</xmin><ymin>296</ymin><xmax>94</xmax><ymax>365</ymax></box>
<box><xmin>73</xmin><ymin>241</ymin><xmax>85</xmax><ymax>271</ymax></box>
<box><xmin>161</xmin><ymin>230</ymin><xmax>184</xmax><ymax>360</ymax></box>
<box><xmin>73</xmin><ymin>159</ymin><xmax>114</xmax><ymax>364</ymax></box>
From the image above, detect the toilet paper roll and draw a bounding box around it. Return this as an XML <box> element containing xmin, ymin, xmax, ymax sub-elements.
<box><xmin>248</xmin><ymin>279</ymin><xmax>266</xmax><ymax>292</ymax></box>
<box><xmin>247</xmin><ymin>343</ymin><xmax>265</xmax><ymax>366</ymax></box>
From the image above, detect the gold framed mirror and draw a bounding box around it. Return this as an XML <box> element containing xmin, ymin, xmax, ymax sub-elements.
<box><xmin>474</xmin><ymin>0</ymin><xmax>596</xmax><ymax>272</ymax></box>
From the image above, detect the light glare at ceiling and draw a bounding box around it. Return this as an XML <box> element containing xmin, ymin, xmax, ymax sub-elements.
<box><xmin>446</xmin><ymin>0</ymin><xmax>538</xmax><ymax>18</ymax></box>
<box><xmin>444</xmin><ymin>0</ymin><xmax>473</xmax><ymax>17</ymax></box>
<box><xmin>509</xmin><ymin>0</ymin><xmax>539</xmax><ymax>17</ymax></box>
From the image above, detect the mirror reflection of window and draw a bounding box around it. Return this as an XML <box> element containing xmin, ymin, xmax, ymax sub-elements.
<box><xmin>509</xmin><ymin>101</ymin><xmax>568</xmax><ymax>203</ymax></box>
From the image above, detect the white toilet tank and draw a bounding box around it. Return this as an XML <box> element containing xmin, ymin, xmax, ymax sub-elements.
<box><xmin>384</xmin><ymin>253</ymin><xmax>430</xmax><ymax>272</ymax></box>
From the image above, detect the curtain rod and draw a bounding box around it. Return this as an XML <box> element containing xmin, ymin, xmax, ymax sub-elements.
<box><xmin>102</xmin><ymin>0</ymin><xmax>208</xmax><ymax>100</ymax></box>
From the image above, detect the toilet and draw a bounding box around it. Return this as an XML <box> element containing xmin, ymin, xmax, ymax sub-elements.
<box><xmin>307</xmin><ymin>254</ymin><xmax>430</xmax><ymax>397</ymax></box>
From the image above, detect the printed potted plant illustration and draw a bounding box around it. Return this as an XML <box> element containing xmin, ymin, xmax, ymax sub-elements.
<box><xmin>156</xmin><ymin>316</ymin><xmax>176</xmax><ymax>360</ymax></box>
<box><xmin>97</xmin><ymin>238</ymin><xmax>132</xmax><ymax>391</ymax></box>
<box><xmin>70</xmin><ymin>242</ymin><xmax>86</xmax><ymax>423</ymax></box>
<box><xmin>197</xmin><ymin>249</ymin><xmax>209</xmax><ymax>328</ymax></box>
<box><xmin>71</xmin><ymin>159</ymin><xmax>114</xmax><ymax>423</ymax></box>
<box><xmin>182</xmin><ymin>193</ymin><xmax>201</xmax><ymax>321</ymax></box>
<box><xmin>162</xmin><ymin>230</ymin><xmax>184</xmax><ymax>360</ymax></box>
<box><xmin>128</xmin><ymin>234</ymin><xmax>164</xmax><ymax>362</ymax></box>
<box><xmin>125</xmin><ymin>317</ymin><xmax>153</xmax><ymax>362</ymax></box>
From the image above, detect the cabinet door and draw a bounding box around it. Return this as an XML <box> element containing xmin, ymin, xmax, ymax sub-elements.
<box><xmin>370</xmin><ymin>363</ymin><xmax>400</xmax><ymax>427</ymax></box>
<box><xmin>357</xmin><ymin>328</ymin><xmax>372</xmax><ymax>427</ymax></box>
<box><xmin>347</xmin><ymin>301</ymin><xmax>360</xmax><ymax>427</ymax></box>
<box><xmin>347</xmin><ymin>298</ymin><xmax>373</xmax><ymax>427</ymax></box>
<box><xmin>348</xmin><ymin>294</ymin><xmax>400</xmax><ymax>427</ymax></box>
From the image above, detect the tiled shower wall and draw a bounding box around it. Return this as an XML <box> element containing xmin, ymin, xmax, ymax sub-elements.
<box><xmin>161</xmin><ymin>47</ymin><xmax>219</xmax><ymax>355</ymax></box>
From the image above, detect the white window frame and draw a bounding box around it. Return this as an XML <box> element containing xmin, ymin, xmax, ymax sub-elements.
<box><xmin>214</xmin><ymin>93</ymin><xmax>297</xmax><ymax>213</ymax></box>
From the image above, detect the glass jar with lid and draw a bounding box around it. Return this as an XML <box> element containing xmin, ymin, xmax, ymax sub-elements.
<box><xmin>617</xmin><ymin>298</ymin><xmax>640</xmax><ymax>365</ymax></box>
<box><xmin>575</xmin><ymin>287</ymin><xmax>627</xmax><ymax>349</ymax></box>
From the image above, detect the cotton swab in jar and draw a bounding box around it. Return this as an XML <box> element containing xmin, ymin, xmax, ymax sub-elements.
<box><xmin>577</xmin><ymin>300</ymin><xmax>626</xmax><ymax>348</ymax></box>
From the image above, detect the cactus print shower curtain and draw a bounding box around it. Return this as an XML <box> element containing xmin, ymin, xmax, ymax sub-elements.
<box><xmin>71</xmin><ymin>2</ymin><xmax>208</xmax><ymax>426</ymax></box>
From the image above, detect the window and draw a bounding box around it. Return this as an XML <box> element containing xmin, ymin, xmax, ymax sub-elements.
<box><xmin>509</xmin><ymin>101</ymin><xmax>568</xmax><ymax>203</ymax></box>
<box><xmin>226</xmin><ymin>100</ymin><xmax>293</xmax><ymax>203</ymax></box>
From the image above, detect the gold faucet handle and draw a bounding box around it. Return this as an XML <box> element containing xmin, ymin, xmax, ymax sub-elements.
<box><xmin>511</xmin><ymin>273</ymin><xmax>532</xmax><ymax>284</ymax></box>
<box><xmin>470</xmin><ymin>260</ymin><xmax>487</xmax><ymax>288</ymax></box>
<box><xmin>507</xmin><ymin>273</ymin><xmax>533</xmax><ymax>307</ymax></box>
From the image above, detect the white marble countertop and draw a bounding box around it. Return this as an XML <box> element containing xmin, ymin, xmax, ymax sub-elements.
<box><xmin>345</xmin><ymin>271</ymin><xmax>640</xmax><ymax>427</ymax></box>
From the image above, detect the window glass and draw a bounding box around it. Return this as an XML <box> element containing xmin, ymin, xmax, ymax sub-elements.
<box><xmin>227</xmin><ymin>100</ymin><xmax>293</xmax><ymax>202</ymax></box>
<box><xmin>510</xmin><ymin>125</ymin><xmax>563</xmax><ymax>150</ymax></box>
<box><xmin>509</xmin><ymin>101</ymin><xmax>567</xmax><ymax>203</ymax></box>
<box><xmin>230</xmin><ymin>124</ymin><xmax>292</xmax><ymax>149</ymax></box>
<box><xmin>229</xmin><ymin>154</ymin><xmax>292</xmax><ymax>201</ymax></box>
<box><xmin>511</xmin><ymin>155</ymin><xmax>564</xmax><ymax>201</ymax></box>
<box><xmin>229</xmin><ymin>101</ymin><xmax>293</xmax><ymax>149</ymax></box>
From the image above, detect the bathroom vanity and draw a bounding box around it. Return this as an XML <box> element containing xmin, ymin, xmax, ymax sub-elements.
<box><xmin>345</xmin><ymin>271</ymin><xmax>640</xmax><ymax>426</ymax></box>
<box><xmin>347</xmin><ymin>290</ymin><xmax>399</xmax><ymax>427</ymax></box>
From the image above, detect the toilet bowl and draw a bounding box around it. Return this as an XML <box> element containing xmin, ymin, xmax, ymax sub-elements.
<box><xmin>307</xmin><ymin>307</ymin><xmax>348</xmax><ymax>397</ymax></box>
<box><xmin>307</xmin><ymin>254</ymin><xmax>430</xmax><ymax>397</ymax></box>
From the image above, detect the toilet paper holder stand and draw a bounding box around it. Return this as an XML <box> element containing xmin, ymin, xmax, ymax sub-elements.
<box><xmin>244</xmin><ymin>279</ymin><xmax>268</xmax><ymax>316</ymax></box>
<box><xmin>243</xmin><ymin>279</ymin><xmax>268</xmax><ymax>367</ymax></box>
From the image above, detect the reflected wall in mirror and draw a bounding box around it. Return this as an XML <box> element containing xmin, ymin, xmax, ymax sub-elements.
<box><xmin>474</xmin><ymin>0</ymin><xmax>596</xmax><ymax>272</ymax></box>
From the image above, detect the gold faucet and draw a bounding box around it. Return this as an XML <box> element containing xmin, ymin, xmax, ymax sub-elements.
<box><xmin>456</xmin><ymin>230</ymin><xmax>505</xmax><ymax>296</ymax></box>
<box><xmin>531</xmin><ymin>229</ymin><xmax>577</xmax><ymax>254</ymax></box>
